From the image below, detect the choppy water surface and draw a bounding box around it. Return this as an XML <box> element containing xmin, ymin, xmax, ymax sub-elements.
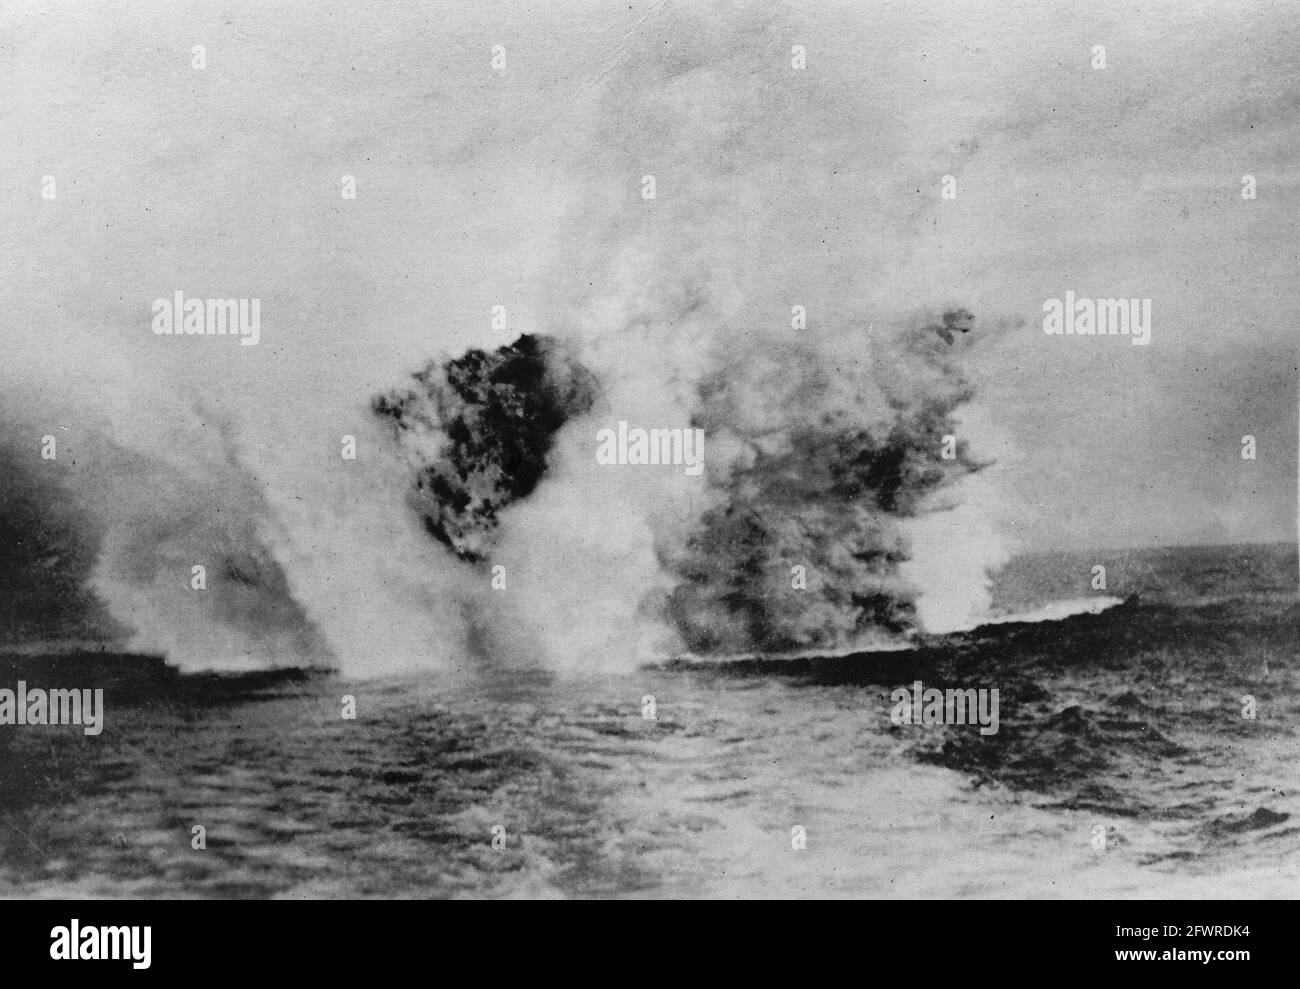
<box><xmin>1</xmin><ymin>544</ymin><xmax>1296</xmax><ymax>898</ymax></box>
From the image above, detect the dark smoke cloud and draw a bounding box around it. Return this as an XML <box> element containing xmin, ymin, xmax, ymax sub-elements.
<box><xmin>665</xmin><ymin>310</ymin><xmax>987</xmax><ymax>653</ymax></box>
<box><xmin>377</xmin><ymin>310</ymin><xmax>990</xmax><ymax>656</ymax></box>
<box><xmin>374</xmin><ymin>335</ymin><xmax>599</xmax><ymax>562</ymax></box>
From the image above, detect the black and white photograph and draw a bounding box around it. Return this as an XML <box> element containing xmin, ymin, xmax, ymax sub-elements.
<box><xmin>0</xmin><ymin>0</ymin><xmax>1296</xmax><ymax>929</ymax></box>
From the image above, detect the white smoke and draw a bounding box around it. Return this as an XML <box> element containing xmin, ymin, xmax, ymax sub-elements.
<box><xmin>474</xmin><ymin>8</ymin><xmax>1021</xmax><ymax>664</ymax></box>
<box><xmin>0</xmin><ymin>1</ymin><xmax>1022</xmax><ymax>675</ymax></box>
<box><xmin>899</xmin><ymin>406</ymin><xmax>1019</xmax><ymax>634</ymax></box>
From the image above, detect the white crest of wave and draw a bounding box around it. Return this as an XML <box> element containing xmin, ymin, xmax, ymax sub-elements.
<box><xmin>974</xmin><ymin>595</ymin><xmax>1127</xmax><ymax>629</ymax></box>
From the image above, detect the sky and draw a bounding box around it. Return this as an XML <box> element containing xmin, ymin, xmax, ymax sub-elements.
<box><xmin>1</xmin><ymin>0</ymin><xmax>1295</xmax><ymax>564</ymax></box>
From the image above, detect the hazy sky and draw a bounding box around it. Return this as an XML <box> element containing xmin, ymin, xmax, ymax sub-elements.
<box><xmin>2</xmin><ymin>0</ymin><xmax>1296</xmax><ymax>554</ymax></box>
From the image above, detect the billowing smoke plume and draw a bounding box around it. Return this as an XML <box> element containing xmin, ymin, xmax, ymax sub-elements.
<box><xmin>378</xmin><ymin>307</ymin><xmax>999</xmax><ymax>660</ymax></box>
<box><xmin>0</xmin><ymin>1</ymin><xmax>1019</xmax><ymax>675</ymax></box>
<box><xmin>365</xmin><ymin>5</ymin><xmax>1018</xmax><ymax>667</ymax></box>
<box><xmin>664</xmin><ymin>310</ymin><xmax>991</xmax><ymax>652</ymax></box>
<box><xmin>373</xmin><ymin>335</ymin><xmax>599</xmax><ymax>562</ymax></box>
<box><xmin>81</xmin><ymin>417</ymin><xmax>333</xmax><ymax>672</ymax></box>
